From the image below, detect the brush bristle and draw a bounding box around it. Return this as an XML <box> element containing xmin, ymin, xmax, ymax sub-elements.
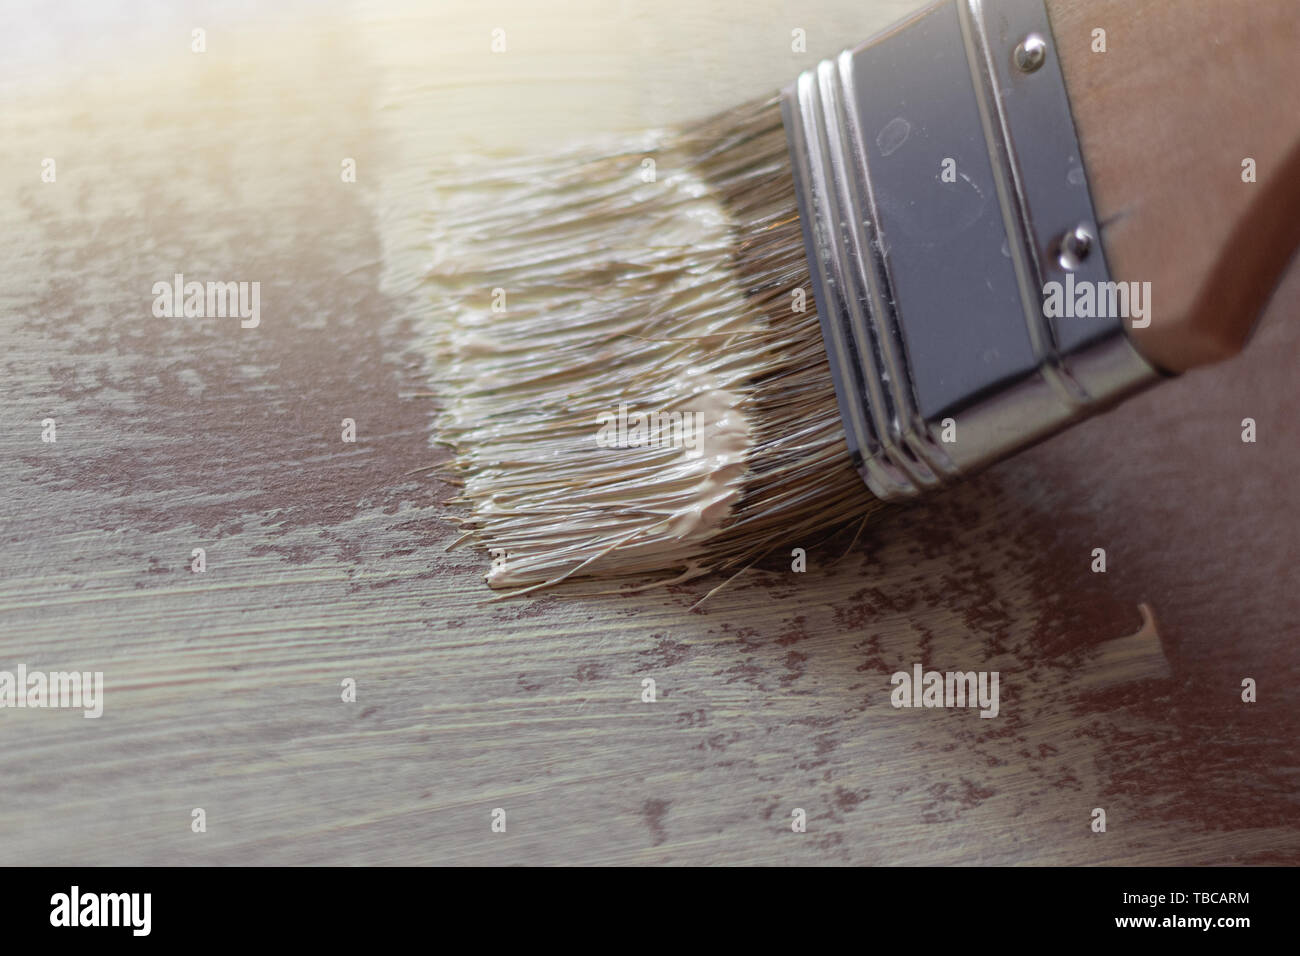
<box><xmin>426</xmin><ymin>95</ymin><xmax>879</xmax><ymax>592</ymax></box>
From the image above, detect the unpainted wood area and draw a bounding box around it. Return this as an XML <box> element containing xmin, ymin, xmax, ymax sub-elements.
<box><xmin>1</xmin><ymin>1</ymin><xmax>1297</xmax><ymax>864</ymax></box>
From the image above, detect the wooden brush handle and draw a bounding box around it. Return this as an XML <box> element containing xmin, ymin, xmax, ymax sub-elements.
<box><xmin>1047</xmin><ymin>0</ymin><xmax>1300</xmax><ymax>372</ymax></box>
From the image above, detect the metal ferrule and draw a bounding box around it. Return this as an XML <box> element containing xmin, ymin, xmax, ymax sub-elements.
<box><xmin>780</xmin><ymin>0</ymin><xmax>1159</xmax><ymax>501</ymax></box>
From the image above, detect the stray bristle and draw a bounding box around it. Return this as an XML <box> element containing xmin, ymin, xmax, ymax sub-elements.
<box><xmin>426</xmin><ymin>96</ymin><xmax>879</xmax><ymax>591</ymax></box>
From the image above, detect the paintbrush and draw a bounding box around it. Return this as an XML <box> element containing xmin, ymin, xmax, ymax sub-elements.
<box><xmin>429</xmin><ymin>0</ymin><xmax>1300</xmax><ymax>592</ymax></box>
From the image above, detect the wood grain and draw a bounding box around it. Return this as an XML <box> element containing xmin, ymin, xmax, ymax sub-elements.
<box><xmin>1</xmin><ymin>0</ymin><xmax>1297</xmax><ymax>865</ymax></box>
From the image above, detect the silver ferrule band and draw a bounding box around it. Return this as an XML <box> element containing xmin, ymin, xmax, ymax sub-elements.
<box><xmin>780</xmin><ymin>0</ymin><xmax>1160</xmax><ymax>501</ymax></box>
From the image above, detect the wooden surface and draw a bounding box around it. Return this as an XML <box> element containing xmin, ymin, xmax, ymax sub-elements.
<box><xmin>1</xmin><ymin>0</ymin><xmax>1297</xmax><ymax>865</ymax></box>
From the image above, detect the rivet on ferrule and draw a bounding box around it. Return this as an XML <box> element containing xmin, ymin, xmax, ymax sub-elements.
<box><xmin>1014</xmin><ymin>32</ymin><xmax>1048</xmax><ymax>72</ymax></box>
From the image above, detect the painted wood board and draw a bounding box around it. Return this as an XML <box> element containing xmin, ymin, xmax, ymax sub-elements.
<box><xmin>0</xmin><ymin>0</ymin><xmax>1296</xmax><ymax>865</ymax></box>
